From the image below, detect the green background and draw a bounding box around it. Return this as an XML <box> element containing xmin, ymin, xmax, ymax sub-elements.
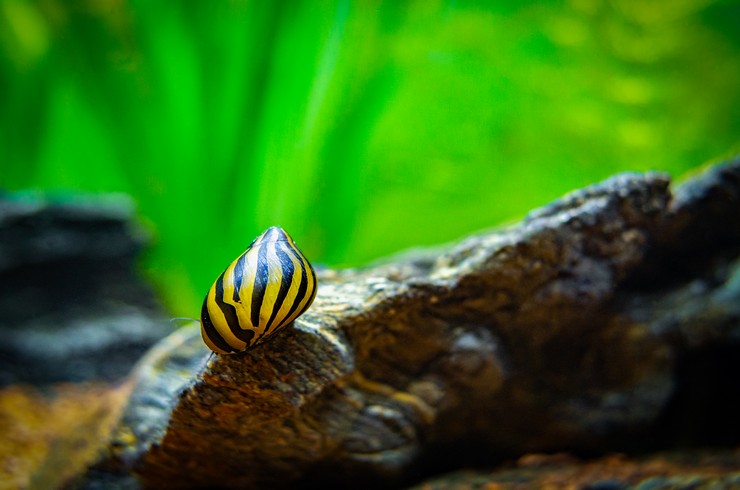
<box><xmin>1</xmin><ymin>0</ymin><xmax>739</xmax><ymax>315</ymax></box>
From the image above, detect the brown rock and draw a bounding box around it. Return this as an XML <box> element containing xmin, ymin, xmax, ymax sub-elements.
<box><xmin>0</xmin><ymin>382</ymin><xmax>132</xmax><ymax>489</ymax></box>
<box><xmin>408</xmin><ymin>449</ymin><xmax>740</xmax><ymax>490</ymax></box>
<box><xmin>96</xmin><ymin>157</ymin><xmax>740</xmax><ymax>489</ymax></box>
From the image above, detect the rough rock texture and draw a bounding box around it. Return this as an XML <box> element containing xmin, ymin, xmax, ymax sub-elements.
<box><xmin>0</xmin><ymin>382</ymin><xmax>133</xmax><ymax>489</ymax></box>
<box><xmin>0</xmin><ymin>192</ymin><xmax>171</xmax><ymax>385</ymax></box>
<box><xmin>98</xmin><ymin>158</ymin><xmax>740</xmax><ymax>489</ymax></box>
<box><xmin>409</xmin><ymin>450</ymin><xmax>740</xmax><ymax>490</ymax></box>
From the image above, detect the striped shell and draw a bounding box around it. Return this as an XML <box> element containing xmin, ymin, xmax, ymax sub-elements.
<box><xmin>200</xmin><ymin>226</ymin><xmax>317</xmax><ymax>354</ymax></box>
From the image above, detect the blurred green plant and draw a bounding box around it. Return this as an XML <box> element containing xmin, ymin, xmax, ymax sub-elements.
<box><xmin>1</xmin><ymin>0</ymin><xmax>739</xmax><ymax>314</ymax></box>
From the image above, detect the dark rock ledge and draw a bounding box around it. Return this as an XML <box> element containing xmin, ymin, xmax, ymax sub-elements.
<box><xmin>0</xmin><ymin>192</ymin><xmax>170</xmax><ymax>386</ymax></box>
<box><xmin>92</xmin><ymin>157</ymin><xmax>740</xmax><ymax>489</ymax></box>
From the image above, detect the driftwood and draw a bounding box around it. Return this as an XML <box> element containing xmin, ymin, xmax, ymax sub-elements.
<box><xmin>99</xmin><ymin>158</ymin><xmax>740</xmax><ymax>489</ymax></box>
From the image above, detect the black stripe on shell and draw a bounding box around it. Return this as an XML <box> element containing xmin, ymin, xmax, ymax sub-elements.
<box><xmin>232</xmin><ymin>251</ymin><xmax>248</xmax><ymax>303</ymax></box>
<box><xmin>293</xmin><ymin>257</ymin><xmax>316</xmax><ymax>320</ymax></box>
<box><xmin>265</xmin><ymin>242</ymin><xmax>295</xmax><ymax>331</ymax></box>
<box><xmin>200</xmin><ymin>300</ymin><xmax>235</xmax><ymax>353</ymax></box>
<box><xmin>216</xmin><ymin>272</ymin><xmax>255</xmax><ymax>345</ymax></box>
<box><xmin>282</xmin><ymin>244</ymin><xmax>309</xmax><ymax>322</ymax></box>
<box><xmin>250</xmin><ymin>240</ymin><xmax>270</xmax><ymax>328</ymax></box>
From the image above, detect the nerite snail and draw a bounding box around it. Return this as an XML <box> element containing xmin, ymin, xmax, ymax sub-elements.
<box><xmin>200</xmin><ymin>226</ymin><xmax>317</xmax><ymax>354</ymax></box>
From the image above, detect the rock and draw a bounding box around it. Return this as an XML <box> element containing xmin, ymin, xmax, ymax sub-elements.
<box><xmin>93</xmin><ymin>157</ymin><xmax>740</xmax><ymax>489</ymax></box>
<box><xmin>0</xmin><ymin>382</ymin><xmax>133</xmax><ymax>489</ymax></box>
<box><xmin>408</xmin><ymin>450</ymin><xmax>740</xmax><ymax>490</ymax></box>
<box><xmin>0</xmin><ymin>192</ymin><xmax>171</xmax><ymax>385</ymax></box>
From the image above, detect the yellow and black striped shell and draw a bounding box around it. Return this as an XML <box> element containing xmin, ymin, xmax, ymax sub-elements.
<box><xmin>200</xmin><ymin>226</ymin><xmax>317</xmax><ymax>354</ymax></box>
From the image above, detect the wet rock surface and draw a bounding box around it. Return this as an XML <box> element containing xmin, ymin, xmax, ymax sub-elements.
<box><xmin>83</xmin><ymin>158</ymin><xmax>740</xmax><ymax>489</ymax></box>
